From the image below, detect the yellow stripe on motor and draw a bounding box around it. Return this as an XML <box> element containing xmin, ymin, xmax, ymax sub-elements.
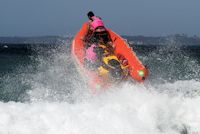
<box><xmin>102</xmin><ymin>55</ymin><xmax>119</xmax><ymax>64</ymax></box>
<box><xmin>102</xmin><ymin>55</ymin><xmax>128</xmax><ymax>69</ymax></box>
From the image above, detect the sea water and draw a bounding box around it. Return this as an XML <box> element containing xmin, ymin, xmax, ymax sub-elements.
<box><xmin>0</xmin><ymin>39</ymin><xmax>200</xmax><ymax>134</ymax></box>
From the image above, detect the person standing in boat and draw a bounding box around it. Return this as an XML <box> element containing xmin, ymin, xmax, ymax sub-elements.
<box><xmin>84</xmin><ymin>11</ymin><xmax>113</xmax><ymax>64</ymax></box>
<box><xmin>85</xmin><ymin>11</ymin><xmax>112</xmax><ymax>44</ymax></box>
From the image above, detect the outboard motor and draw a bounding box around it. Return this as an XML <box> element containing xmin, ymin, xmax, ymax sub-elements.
<box><xmin>107</xmin><ymin>59</ymin><xmax>123</xmax><ymax>80</ymax></box>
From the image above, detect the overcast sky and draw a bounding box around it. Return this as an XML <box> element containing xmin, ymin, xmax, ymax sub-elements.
<box><xmin>0</xmin><ymin>0</ymin><xmax>199</xmax><ymax>36</ymax></box>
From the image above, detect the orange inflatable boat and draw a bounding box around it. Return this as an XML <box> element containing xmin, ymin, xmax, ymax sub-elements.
<box><xmin>71</xmin><ymin>22</ymin><xmax>148</xmax><ymax>92</ymax></box>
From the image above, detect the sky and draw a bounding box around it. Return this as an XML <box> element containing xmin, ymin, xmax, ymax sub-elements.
<box><xmin>0</xmin><ymin>0</ymin><xmax>200</xmax><ymax>36</ymax></box>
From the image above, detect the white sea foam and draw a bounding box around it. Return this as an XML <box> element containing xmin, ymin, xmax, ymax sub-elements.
<box><xmin>2</xmin><ymin>39</ymin><xmax>200</xmax><ymax>133</ymax></box>
<box><xmin>1</xmin><ymin>81</ymin><xmax>200</xmax><ymax>134</ymax></box>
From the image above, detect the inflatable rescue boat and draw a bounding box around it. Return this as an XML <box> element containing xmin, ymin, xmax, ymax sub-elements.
<box><xmin>71</xmin><ymin>22</ymin><xmax>148</xmax><ymax>92</ymax></box>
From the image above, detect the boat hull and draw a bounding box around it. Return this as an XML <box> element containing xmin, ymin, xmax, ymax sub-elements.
<box><xmin>71</xmin><ymin>23</ymin><xmax>148</xmax><ymax>91</ymax></box>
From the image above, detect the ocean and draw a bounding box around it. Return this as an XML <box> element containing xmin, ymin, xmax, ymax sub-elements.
<box><xmin>0</xmin><ymin>38</ymin><xmax>200</xmax><ymax>134</ymax></box>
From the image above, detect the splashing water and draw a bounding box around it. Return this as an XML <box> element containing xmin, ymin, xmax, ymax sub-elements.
<box><xmin>0</xmin><ymin>38</ymin><xmax>200</xmax><ymax>134</ymax></box>
<box><xmin>1</xmin><ymin>83</ymin><xmax>200</xmax><ymax>134</ymax></box>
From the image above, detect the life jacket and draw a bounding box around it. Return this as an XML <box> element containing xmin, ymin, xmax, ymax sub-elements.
<box><xmin>85</xmin><ymin>16</ymin><xmax>107</xmax><ymax>42</ymax></box>
<box><xmin>90</xmin><ymin>16</ymin><xmax>105</xmax><ymax>31</ymax></box>
<box><xmin>85</xmin><ymin>44</ymin><xmax>97</xmax><ymax>62</ymax></box>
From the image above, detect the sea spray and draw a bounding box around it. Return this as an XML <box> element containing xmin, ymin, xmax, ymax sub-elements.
<box><xmin>1</xmin><ymin>83</ymin><xmax>200</xmax><ymax>133</ymax></box>
<box><xmin>1</xmin><ymin>38</ymin><xmax>200</xmax><ymax>133</ymax></box>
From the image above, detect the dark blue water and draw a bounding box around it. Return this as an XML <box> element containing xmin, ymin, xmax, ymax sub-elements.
<box><xmin>0</xmin><ymin>43</ymin><xmax>76</xmax><ymax>102</ymax></box>
<box><xmin>1</xmin><ymin>42</ymin><xmax>200</xmax><ymax>102</ymax></box>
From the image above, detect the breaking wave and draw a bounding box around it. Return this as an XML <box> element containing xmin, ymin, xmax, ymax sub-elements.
<box><xmin>0</xmin><ymin>38</ymin><xmax>200</xmax><ymax>134</ymax></box>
